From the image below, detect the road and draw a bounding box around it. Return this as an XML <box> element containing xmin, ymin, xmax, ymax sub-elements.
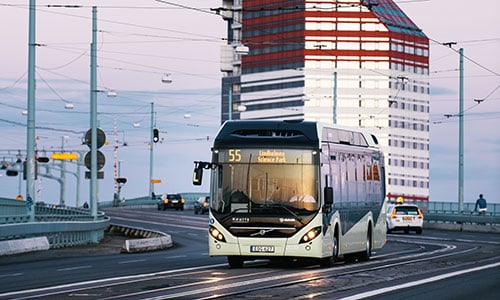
<box><xmin>0</xmin><ymin>207</ymin><xmax>499</xmax><ymax>299</ymax></box>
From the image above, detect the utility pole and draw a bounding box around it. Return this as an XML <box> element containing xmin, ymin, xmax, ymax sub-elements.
<box><xmin>26</xmin><ymin>0</ymin><xmax>36</xmax><ymax>221</ymax></box>
<box><xmin>458</xmin><ymin>48</ymin><xmax>464</xmax><ymax>212</ymax></box>
<box><xmin>60</xmin><ymin>137</ymin><xmax>66</xmax><ymax>206</ymax></box>
<box><xmin>89</xmin><ymin>6</ymin><xmax>98</xmax><ymax>222</ymax></box>
<box><xmin>149</xmin><ymin>102</ymin><xmax>154</xmax><ymax>198</ymax></box>
<box><xmin>113</xmin><ymin>115</ymin><xmax>119</xmax><ymax>207</ymax></box>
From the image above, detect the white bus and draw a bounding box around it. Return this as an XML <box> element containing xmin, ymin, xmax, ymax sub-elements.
<box><xmin>193</xmin><ymin>120</ymin><xmax>387</xmax><ymax>267</ymax></box>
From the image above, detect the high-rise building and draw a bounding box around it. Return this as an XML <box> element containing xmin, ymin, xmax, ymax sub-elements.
<box><xmin>219</xmin><ymin>0</ymin><xmax>430</xmax><ymax>201</ymax></box>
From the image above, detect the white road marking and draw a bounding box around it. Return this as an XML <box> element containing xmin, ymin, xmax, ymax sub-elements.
<box><xmin>57</xmin><ymin>265</ymin><xmax>92</xmax><ymax>272</ymax></box>
<box><xmin>0</xmin><ymin>273</ymin><xmax>23</xmax><ymax>278</ymax></box>
<box><xmin>164</xmin><ymin>255</ymin><xmax>187</xmax><ymax>260</ymax></box>
<box><xmin>0</xmin><ymin>264</ymin><xmax>227</xmax><ymax>298</ymax></box>
<box><xmin>339</xmin><ymin>261</ymin><xmax>500</xmax><ymax>300</ymax></box>
<box><xmin>118</xmin><ymin>259</ymin><xmax>147</xmax><ymax>264</ymax></box>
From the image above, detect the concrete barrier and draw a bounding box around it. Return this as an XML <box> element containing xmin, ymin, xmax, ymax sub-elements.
<box><xmin>108</xmin><ymin>224</ymin><xmax>174</xmax><ymax>253</ymax></box>
<box><xmin>122</xmin><ymin>236</ymin><xmax>173</xmax><ymax>253</ymax></box>
<box><xmin>0</xmin><ymin>236</ymin><xmax>50</xmax><ymax>256</ymax></box>
<box><xmin>425</xmin><ymin>222</ymin><xmax>500</xmax><ymax>233</ymax></box>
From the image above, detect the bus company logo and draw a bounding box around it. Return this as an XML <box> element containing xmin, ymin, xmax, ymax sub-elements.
<box><xmin>232</xmin><ymin>217</ymin><xmax>250</xmax><ymax>223</ymax></box>
<box><xmin>279</xmin><ymin>218</ymin><xmax>295</xmax><ymax>223</ymax></box>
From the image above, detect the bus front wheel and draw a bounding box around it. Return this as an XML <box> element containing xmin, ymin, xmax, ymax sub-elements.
<box><xmin>320</xmin><ymin>234</ymin><xmax>339</xmax><ymax>267</ymax></box>
<box><xmin>227</xmin><ymin>256</ymin><xmax>244</xmax><ymax>268</ymax></box>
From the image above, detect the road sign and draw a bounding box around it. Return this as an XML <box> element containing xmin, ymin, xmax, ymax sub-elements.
<box><xmin>84</xmin><ymin>128</ymin><xmax>106</xmax><ymax>148</ymax></box>
<box><xmin>85</xmin><ymin>171</ymin><xmax>104</xmax><ymax>179</ymax></box>
<box><xmin>51</xmin><ymin>152</ymin><xmax>78</xmax><ymax>161</ymax></box>
<box><xmin>150</xmin><ymin>179</ymin><xmax>162</xmax><ymax>184</ymax></box>
<box><xmin>84</xmin><ymin>151</ymin><xmax>105</xmax><ymax>170</ymax></box>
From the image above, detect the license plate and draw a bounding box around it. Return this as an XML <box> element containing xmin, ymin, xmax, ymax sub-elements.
<box><xmin>250</xmin><ymin>245</ymin><xmax>275</xmax><ymax>253</ymax></box>
<box><xmin>403</xmin><ymin>216</ymin><xmax>413</xmax><ymax>221</ymax></box>
<box><xmin>171</xmin><ymin>200</ymin><xmax>178</xmax><ymax>203</ymax></box>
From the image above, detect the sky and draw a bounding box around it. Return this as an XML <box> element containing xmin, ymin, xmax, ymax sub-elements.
<box><xmin>0</xmin><ymin>0</ymin><xmax>499</xmax><ymax>206</ymax></box>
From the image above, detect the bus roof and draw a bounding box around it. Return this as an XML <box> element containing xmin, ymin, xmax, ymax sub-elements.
<box><xmin>214</xmin><ymin>120</ymin><xmax>319</xmax><ymax>148</ymax></box>
<box><xmin>213</xmin><ymin>120</ymin><xmax>379</xmax><ymax>149</ymax></box>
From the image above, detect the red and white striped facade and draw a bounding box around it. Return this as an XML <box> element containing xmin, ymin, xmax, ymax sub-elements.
<box><xmin>220</xmin><ymin>0</ymin><xmax>430</xmax><ymax>201</ymax></box>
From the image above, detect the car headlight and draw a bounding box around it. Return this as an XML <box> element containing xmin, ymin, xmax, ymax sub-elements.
<box><xmin>299</xmin><ymin>226</ymin><xmax>322</xmax><ymax>244</ymax></box>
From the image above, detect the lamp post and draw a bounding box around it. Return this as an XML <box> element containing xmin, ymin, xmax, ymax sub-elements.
<box><xmin>458</xmin><ymin>48</ymin><xmax>464</xmax><ymax>213</ymax></box>
<box><xmin>89</xmin><ymin>6</ymin><xmax>98</xmax><ymax>222</ymax></box>
<box><xmin>26</xmin><ymin>0</ymin><xmax>36</xmax><ymax>221</ymax></box>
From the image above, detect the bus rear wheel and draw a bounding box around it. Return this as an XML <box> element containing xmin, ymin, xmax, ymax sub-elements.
<box><xmin>227</xmin><ymin>256</ymin><xmax>244</xmax><ymax>268</ymax></box>
<box><xmin>358</xmin><ymin>228</ymin><xmax>372</xmax><ymax>261</ymax></box>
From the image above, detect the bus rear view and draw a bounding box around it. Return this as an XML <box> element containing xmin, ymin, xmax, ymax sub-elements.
<box><xmin>193</xmin><ymin>120</ymin><xmax>387</xmax><ymax>268</ymax></box>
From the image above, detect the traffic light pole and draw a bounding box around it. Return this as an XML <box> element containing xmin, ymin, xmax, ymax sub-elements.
<box><xmin>26</xmin><ymin>0</ymin><xmax>36</xmax><ymax>222</ymax></box>
<box><xmin>90</xmin><ymin>6</ymin><xmax>98</xmax><ymax>223</ymax></box>
<box><xmin>149</xmin><ymin>102</ymin><xmax>154</xmax><ymax>198</ymax></box>
<box><xmin>458</xmin><ymin>48</ymin><xmax>464</xmax><ymax>213</ymax></box>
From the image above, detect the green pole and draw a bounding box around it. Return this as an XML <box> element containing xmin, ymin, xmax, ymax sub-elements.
<box><xmin>90</xmin><ymin>6</ymin><xmax>98</xmax><ymax>220</ymax></box>
<box><xmin>149</xmin><ymin>102</ymin><xmax>154</xmax><ymax>198</ymax></box>
<box><xmin>26</xmin><ymin>0</ymin><xmax>36</xmax><ymax>221</ymax></box>
<box><xmin>60</xmin><ymin>137</ymin><xmax>66</xmax><ymax>206</ymax></box>
<box><xmin>458</xmin><ymin>48</ymin><xmax>464</xmax><ymax>213</ymax></box>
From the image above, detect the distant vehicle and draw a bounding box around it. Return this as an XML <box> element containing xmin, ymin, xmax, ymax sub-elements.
<box><xmin>386</xmin><ymin>200</ymin><xmax>424</xmax><ymax>234</ymax></box>
<box><xmin>157</xmin><ymin>193</ymin><xmax>185</xmax><ymax>211</ymax></box>
<box><xmin>194</xmin><ymin>196</ymin><xmax>209</xmax><ymax>215</ymax></box>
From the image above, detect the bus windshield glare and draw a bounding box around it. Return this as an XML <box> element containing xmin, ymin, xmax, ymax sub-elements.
<box><xmin>211</xmin><ymin>148</ymin><xmax>319</xmax><ymax>216</ymax></box>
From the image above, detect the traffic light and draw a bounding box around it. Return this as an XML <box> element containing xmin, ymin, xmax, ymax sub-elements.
<box><xmin>83</xmin><ymin>128</ymin><xmax>106</xmax><ymax>180</ymax></box>
<box><xmin>37</xmin><ymin>157</ymin><xmax>49</xmax><ymax>163</ymax></box>
<box><xmin>116</xmin><ymin>177</ymin><xmax>127</xmax><ymax>184</ymax></box>
<box><xmin>6</xmin><ymin>170</ymin><xmax>18</xmax><ymax>176</ymax></box>
<box><xmin>153</xmin><ymin>128</ymin><xmax>159</xmax><ymax>143</ymax></box>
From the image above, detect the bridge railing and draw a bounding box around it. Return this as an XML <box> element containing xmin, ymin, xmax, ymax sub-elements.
<box><xmin>403</xmin><ymin>200</ymin><xmax>500</xmax><ymax>226</ymax></box>
<box><xmin>0</xmin><ymin>198</ymin><xmax>109</xmax><ymax>248</ymax></box>
<box><xmin>1</xmin><ymin>197</ymin><xmax>498</xmax><ymax>250</ymax></box>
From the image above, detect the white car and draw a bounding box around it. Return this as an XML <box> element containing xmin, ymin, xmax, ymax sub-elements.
<box><xmin>386</xmin><ymin>203</ymin><xmax>424</xmax><ymax>234</ymax></box>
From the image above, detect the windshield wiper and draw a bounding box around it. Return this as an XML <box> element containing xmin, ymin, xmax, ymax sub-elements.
<box><xmin>265</xmin><ymin>203</ymin><xmax>305</xmax><ymax>226</ymax></box>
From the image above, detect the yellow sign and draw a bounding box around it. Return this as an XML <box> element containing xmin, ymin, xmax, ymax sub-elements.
<box><xmin>51</xmin><ymin>152</ymin><xmax>79</xmax><ymax>160</ymax></box>
<box><xmin>150</xmin><ymin>179</ymin><xmax>162</xmax><ymax>184</ymax></box>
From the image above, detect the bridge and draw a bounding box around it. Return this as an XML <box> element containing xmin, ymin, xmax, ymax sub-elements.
<box><xmin>1</xmin><ymin>195</ymin><xmax>498</xmax><ymax>255</ymax></box>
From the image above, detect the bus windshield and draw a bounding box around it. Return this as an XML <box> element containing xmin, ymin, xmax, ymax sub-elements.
<box><xmin>211</xmin><ymin>148</ymin><xmax>319</xmax><ymax>216</ymax></box>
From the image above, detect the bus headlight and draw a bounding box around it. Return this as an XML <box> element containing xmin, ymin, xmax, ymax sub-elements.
<box><xmin>300</xmin><ymin>226</ymin><xmax>322</xmax><ymax>244</ymax></box>
<box><xmin>209</xmin><ymin>226</ymin><xmax>226</xmax><ymax>242</ymax></box>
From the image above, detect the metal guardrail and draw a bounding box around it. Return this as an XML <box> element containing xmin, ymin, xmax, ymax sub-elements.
<box><xmin>98</xmin><ymin>193</ymin><xmax>209</xmax><ymax>209</ymax></box>
<box><xmin>1</xmin><ymin>196</ymin><xmax>498</xmax><ymax>251</ymax></box>
<box><xmin>424</xmin><ymin>213</ymin><xmax>499</xmax><ymax>226</ymax></box>
<box><xmin>403</xmin><ymin>200</ymin><xmax>500</xmax><ymax>226</ymax></box>
<box><xmin>0</xmin><ymin>198</ymin><xmax>109</xmax><ymax>248</ymax></box>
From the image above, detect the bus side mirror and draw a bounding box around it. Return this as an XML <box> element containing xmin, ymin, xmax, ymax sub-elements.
<box><xmin>193</xmin><ymin>166</ymin><xmax>203</xmax><ymax>185</ymax></box>
<box><xmin>324</xmin><ymin>187</ymin><xmax>333</xmax><ymax>205</ymax></box>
